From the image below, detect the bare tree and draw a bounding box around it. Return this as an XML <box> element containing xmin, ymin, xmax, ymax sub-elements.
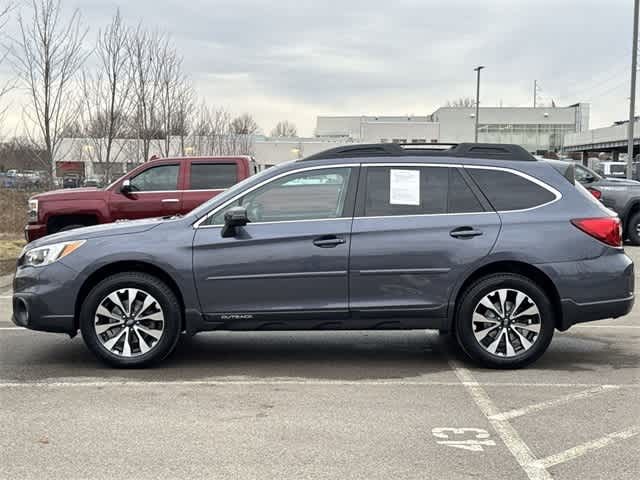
<box><xmin>172</xmin><ymin>79</ymin><xmax>194</xmax><ymax>156</ymax></box>
<box><xmin>445</xmin><ymin>97</ymin><xmax>476</xmax><ymax>108</ymax></box>
<box><xmin>128</xmin><ymin>26</ymin><xmax>165</xmax><ymax>162</ymax></box>
<box><xmin>157</xmin><ymin>44</ymin><xmax>184</xmax><ymax>157</ymax></box>
<box><xmin>11</xmin><ymin>0</ymin><xmax>88</xmax><ymax>183</ymax></box>
<box><xmin>80</xmin><ymin>9</ymin><xmax>132</xmax><ymax>182</ymax></box>
<box><xmin>229</xmin><ymin>112</ymin><xmax>258</xmax><ymax>155</ymax></box>
<box><xmin>270</xmin><ymin>120</ymin><xmax>297</xmax><ymax>137</ymax></box>
<box><xmin>0</xmin><ymin>2</ymin><xmax>16</xmax><ymax>134</ymax></box>
<box><xmin>189</xmin><ymin>105</ymin><xmax>256</xmax><ymax>156</ymax></box>
<box><xmin>231</xmin><ymin>113</ymin><xmax>259</xmax><ymax>135</ymax></box>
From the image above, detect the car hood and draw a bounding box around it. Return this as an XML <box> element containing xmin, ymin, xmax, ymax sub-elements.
<box><xmin>30</xmin><ymin>187</ymin><xmax>106</xmax><ymax>201</ymax></box>
<box><xmin>27</xmin><ymin>217</ymin><xmax>164</xmax><ymax>249</ymax></box>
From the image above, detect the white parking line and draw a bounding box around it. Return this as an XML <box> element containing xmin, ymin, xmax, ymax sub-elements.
<box><xmin>534</xmin><ymin>425</ymin><xmax>640</xmax><ymax>469</ymax></box>
<box><xmin>570</xmin><ymin>325</ymin><xmax>640</xmax><ymax>329</ymax></box>
<box><xmin>0</xmin><ymin>379</ymin><xmax>638</xmax><ymax>389</ymax></box>
<box><xmin>489</xmin><ymin>385</ymin><xmax>620</xmax><ymax>421</ymax></box>
<box><xmin>448</xmin><ymin>359</ymin><xmax>553</xmax><ymax>480</ymax></box>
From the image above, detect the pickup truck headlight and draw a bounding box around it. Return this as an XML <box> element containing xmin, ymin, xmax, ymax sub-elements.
<box><xmin>28</xmin><ymin>199</ymin><xmax>38</xmax><ymax>221</ymax></box>
<box><xmin>20</xmin><ymin>240</ymin><xmax>86</xmax><ymax>267</ymax></box>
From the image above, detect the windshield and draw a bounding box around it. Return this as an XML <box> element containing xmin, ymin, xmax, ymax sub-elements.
<box><xmin>187</xmin><ymin>163</ymin><xmax>293</xmax><ymax>220</ymax></box>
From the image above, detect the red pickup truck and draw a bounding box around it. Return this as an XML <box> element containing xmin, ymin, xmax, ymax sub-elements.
<box><xmin>25</xmin><ymin>156</ymin><xmax>256</xmax><ymax>242</ymax></box>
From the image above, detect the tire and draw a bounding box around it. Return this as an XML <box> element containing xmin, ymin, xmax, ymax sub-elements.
<box><xmin>80</xmin><ymin>272</ymin><xmax>182</xmax><ymax>368</ymax></box>
<box><xmin>626</xmin><ymin>211</ymin><xmax>640</xmax><ymax>245</ymax></box>
<box><xmin>455</xmin><ymin>273</ymin><xmax>554</xmax><ymax>369</ymax></box>
<box><xmin>57</xmin><ymin>224</ymin><xmax>85</xmax><ymax>233</ymax></box>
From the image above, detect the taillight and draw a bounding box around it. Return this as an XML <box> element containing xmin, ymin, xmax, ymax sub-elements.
<box><xmin>571</xmin><ymin>217</ymin><xmax>622</xmax><ymax>247</ymax></box>
<box><xmin>588</xmin><ymin>188</ymin><xmax>602</xmax><ymax>200</ymax></box>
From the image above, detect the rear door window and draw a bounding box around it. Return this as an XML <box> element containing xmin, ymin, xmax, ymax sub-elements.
<box><xmin>190</xmin><ymin>163</ymin><xmax>238</xmax><ymax>190</ymax></box>
<box><xmin>363</xmin><ymin>166</ymin><xmax>484</xmax><ymax>217</ymax></box>
<box><xmin>448</xmin><ymin>169</ymin><xmax>484</xmax><ymax>213</ymax></box>
<box><xmin>467</xmin><ymin>168</ymin><xmax>556</xmax><ymax>211</ymax></box>
<box><xmin>364</xmin><ymin>166</ymin><xmax>448</xmax><ymax>216</ymax></box>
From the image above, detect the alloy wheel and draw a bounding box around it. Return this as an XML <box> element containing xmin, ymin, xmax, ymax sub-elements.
<box><xmin>94</xmin><ymin>288</ymin><xmax>165</xmax><ymax>357</ymax></box>
<box><xmin>471</xmin><ymin>288</ymin><xmax>541</xmax><ymax>357</ymax></box>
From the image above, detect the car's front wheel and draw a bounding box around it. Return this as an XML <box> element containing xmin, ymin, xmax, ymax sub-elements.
<box><xmin>455</xmin><ymin>274</ymin><xmax>554</xmax><ymax>369</ymax></box>
<box><xmin>80</xmin><ymin>272</ymin><xmax>182</xmax><ymax>367</ymax></box>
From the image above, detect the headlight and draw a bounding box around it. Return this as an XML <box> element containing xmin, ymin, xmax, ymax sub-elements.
<box><xmin>28</xmin><ymin>199</ymin><xmax>38</xmax><ymax>221</ymax></box>
<box><xmin>20</xmin><ymin>240</ymin><xmax>86</xmax><ymax>267</ymax></box>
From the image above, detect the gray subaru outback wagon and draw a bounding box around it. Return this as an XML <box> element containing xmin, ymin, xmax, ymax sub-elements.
<box><xmin>12</xmin><ymin>143</ymin><xmax>634</xmax><ymax>368</ymax></box>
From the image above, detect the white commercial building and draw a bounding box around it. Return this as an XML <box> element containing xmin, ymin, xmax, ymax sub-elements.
<box><xmin>315</xmin><ymin>104</ymin><xmax>589</xmax><ymax>154</ymax></box>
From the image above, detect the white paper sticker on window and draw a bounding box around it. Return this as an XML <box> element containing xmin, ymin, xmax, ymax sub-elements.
<box><xmin>389</xmin><ymin>169</ymin><xmax>420</xmax><ymax>205</ymax></box>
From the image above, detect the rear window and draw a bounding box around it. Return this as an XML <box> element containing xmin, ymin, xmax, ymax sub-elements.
<box><xmin>190</xmin><ymin>163</ymin><xmax>237</xmax><ymax>190</ymax></box>
<box><xmin>467</xmin><ymin>168</ymin><xmax>556</xmax><ymax>211</ymax></box>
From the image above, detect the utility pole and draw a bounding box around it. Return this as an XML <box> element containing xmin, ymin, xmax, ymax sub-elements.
<box><xmin>474</xmin><ymin>66</ymin><xmax>485</xmax><ymax>142</ymax></box>
<box><xmin>627</xmin><ymin>0</ymin><xmax>639</xmax><ymax>179</ymax></box>
<box><xmin>534</xmin><ymin>80</ymin><xmax>537</xmax><ymax>108</ymax></box>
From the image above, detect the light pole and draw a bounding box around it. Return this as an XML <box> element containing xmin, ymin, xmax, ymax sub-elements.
<box><xmin>627</xmin><ymin>0</ymin><xmax>639</xmax><ymax>179</ymax></box>
<box><xmin>474</xmin><ymin>66</ymin><xmax>485</xmax><ymax>142</ymax></box>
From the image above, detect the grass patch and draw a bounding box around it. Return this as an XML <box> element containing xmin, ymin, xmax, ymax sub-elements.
<box><xmin>0</xmin><ymin>235</ymin><xmax>25</xmax><ymax>262</ymax></box>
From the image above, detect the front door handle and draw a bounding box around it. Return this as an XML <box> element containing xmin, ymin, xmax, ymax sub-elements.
<box><xmin>313</xmin><ymin>235</ymin><xmax>346</xmax><ymax>248</ymax></box>
<box><xmin>450</xmin><ymin>227</ymin><xmax>483</xmax><ymax>239</ymax></box>
<box><xmin>161</xmin><ymin>198</ymin><xmax>180</xmax><ymax>203</ymax></box>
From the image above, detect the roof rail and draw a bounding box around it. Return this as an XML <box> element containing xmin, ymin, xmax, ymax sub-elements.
<box><xmin>300</xmin><ymin>142</ymin><xmax>536</xmax><ymax>162</ymax></box>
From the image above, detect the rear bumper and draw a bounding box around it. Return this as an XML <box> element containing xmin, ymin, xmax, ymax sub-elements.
<box><xmin>24</xmin><ymin>223</ymin><xmax>47</xmax><ymax>242</ymax></box>
<box><xmin>537</xmin><ymin>251</ymin><xmax>635</xmax><ymax>330</ymax></box>
<box><xmin>559</xmin><ymin>295</ymin><xmax>634</xmax><ymax>330</ymax></box>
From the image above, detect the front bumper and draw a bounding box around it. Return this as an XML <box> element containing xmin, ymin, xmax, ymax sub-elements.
<box><xmin>12</xmin><ymin>261</ymin><xmax>79</xmax><ymax>335</ymax></box>
<box><xmin>24</xmin><ymin>223</ymin><xmax>47</xmax><ymax>242</ymax></box>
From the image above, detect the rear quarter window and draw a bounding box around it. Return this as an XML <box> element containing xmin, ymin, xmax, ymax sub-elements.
<box><xmin>467</xmin><ymin>168</ymin><xmax>556</xmax><ymax>211</ymax></box>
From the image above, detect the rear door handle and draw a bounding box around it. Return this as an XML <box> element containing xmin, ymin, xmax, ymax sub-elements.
<box><xmin>161</xmin><ymin>198</ymin><xmax>180</xmax><ymax>203</ymax></box>
<box><xmin>450</xmin><ymin>227</ymin><xmax>483</xmax><ymax>239</ymax></box>
<box><xmin>313</xmin><ymin>236</ymin><xmax>346</xmax><ymax>248</ymax></box>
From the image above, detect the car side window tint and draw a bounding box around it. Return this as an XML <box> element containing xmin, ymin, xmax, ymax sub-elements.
<box><xmin>448</xmin><ymin>169</ymin><xmax>484</xmax><ymax>213</ymax></box>
<box><xmin>467</xmin><ymin>168</ymin><xmax>556</xmax><ymax>211</ymax></box>
<box><xmin>190</xmin><ymin>163</ymin><xmax>237</xmax><ymax>190</ymax></box>
<box><xmin>364</xmin><ymin>166</ymin><xmax>448</xmax><ymax>216</ymax></box>
<box><xmin>206</xmin><ymin>168</ymin><xmax>352</xmax><ymax>225</ymax></box>
<box><xmin>129</xmin><ymin>164</ymin><xmax>179</xmax><ymax>191</ymax></box>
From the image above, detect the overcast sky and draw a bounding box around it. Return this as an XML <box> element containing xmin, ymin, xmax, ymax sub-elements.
<box><xmin>1</xmin><ymin>0</ymin><xmax>636</xmax><ymax>137</ymax></box>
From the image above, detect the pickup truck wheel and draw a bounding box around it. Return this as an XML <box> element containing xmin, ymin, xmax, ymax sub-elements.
<box><xmin>58</xmin><ymin>224</ymin><xmax>85</xmax><ymax>232</ymax></box>
<box><xmin>80</xmin><ymin>272</ymin><xmax>182</xmax><ymax>368</ymax></box>
<box><xmin>455</xmin><ymin>274</ymin><xmax>554</xmax><ymax>369</ymax></box>
<box><xmin>626</xmin><ymin>211</ymin><xmax>640</xmax><ymax>245</ymax></box>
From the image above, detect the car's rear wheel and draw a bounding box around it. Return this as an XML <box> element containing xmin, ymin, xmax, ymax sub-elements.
<box><xmin>626</xmin><ymin>211</ymin><xmax>640</xmax><ymax>245</ymax></box>
<box><xmin>455</xmin><ymin>274</ymin><xmax>554</xmax><ymax>369</ymax></box>
<box><xmin>80</xmin><ymin>272</ymin><xmax>182</xmax><ymax>368</ymax></box>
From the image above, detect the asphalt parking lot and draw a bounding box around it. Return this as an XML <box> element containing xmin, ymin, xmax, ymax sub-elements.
<box><xmin>0</xmin><ymin>252</ymin><xmax>638</xmax><ymax>480</ymax></box>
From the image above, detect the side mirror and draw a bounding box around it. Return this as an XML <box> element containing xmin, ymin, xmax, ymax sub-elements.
<box><xmin>221</xmin><ymin>206</ymin><xmax>249</xmax><ymax>238</ymax></box>
<box><xmin>120</xmin><ymin>179</ymin><xmax>133</xmax><ymax>194</ymax></box>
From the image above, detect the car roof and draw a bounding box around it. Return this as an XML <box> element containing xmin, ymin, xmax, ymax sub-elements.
<box><xmin>300</xmin><ymin>142</ymin><xmax>536</xmax><ymax>163</ymax></box>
